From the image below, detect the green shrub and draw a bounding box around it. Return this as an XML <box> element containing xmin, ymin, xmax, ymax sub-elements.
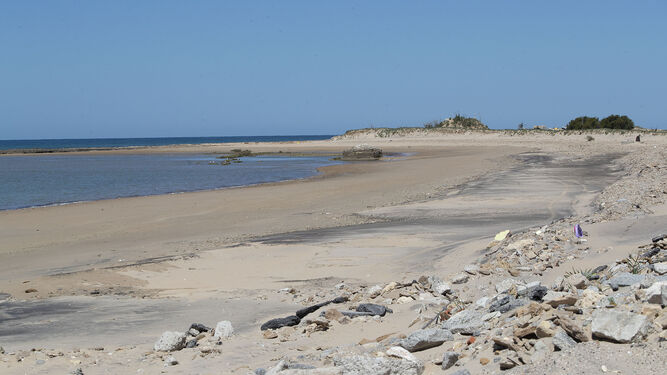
<box><xmin>566</xmin><ymin>115</ymin><xmax>635</xmax><ymax>130</ymax></box>
<box><xmin>566</xmin><ymin>116</ymin><xmax>600</xmax><ymax>130</ymax></box>
<box><xmin>600</xmin><ymin>115</ymin><xmax>634</xmax><ymax>130</ymax></box>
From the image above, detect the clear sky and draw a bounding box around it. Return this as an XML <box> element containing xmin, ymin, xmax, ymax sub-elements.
<box><xmin>1</xmin><ymin>1</ymin><xmax>666</xmax><ymax>139</ymax></box>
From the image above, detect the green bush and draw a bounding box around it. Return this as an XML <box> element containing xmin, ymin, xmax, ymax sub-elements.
<box><xmin>566</xmin><ymin>116</ymin><xmax>600</xmax><ymax>130</ymax></box>
<box><xmin>566</xmin><ymin>115</ymin><xmax>634</xmax><ymax>130</ymax></box>
<box><xmin>600</xmin><ymin>115</ymin><xmax>634</xmax><ymax>130</ymax></box>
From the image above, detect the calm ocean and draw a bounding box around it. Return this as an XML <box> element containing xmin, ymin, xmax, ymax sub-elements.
<box><xmin>0</xmin><ymin>135</ymin><xmax>332</xmax><ymax>151</ymax></box>
<box><xmin>0</xmin><ymin>136</ymin><xmax>338</xmax><ymax>210</ymax></box>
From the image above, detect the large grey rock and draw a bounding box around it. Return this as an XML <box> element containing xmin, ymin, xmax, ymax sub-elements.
<box><xmin>399</xmin><ymin>328</ymin><xmax>453</xmax><ymax>352</ymax></box>
<box><xmin>441</xmin><ymin>351</ymin><xmax>459</xmax><ymax>370</ymax></box>
<box><xmin>333</xmin><ymin>353</ymin><xmax>424</xmax><ymax>375</ymax></box>
<box><xmin>591</xmin><ymin>310</ymin><xmax>650</xmax><ymax>343</ymax></box>
<box><xmin>605</xmin><ymin>272</ymin><xmax>646</xmax><ymax>290</ymax></box>
<box><xmin>341</xmin><ymin>144</ymin><xmax>382</xmax><ymax>161</ymax></box>
<box><xmin>154</xmin><ymin>331</ymin><xmax>187</xmax><ymax>352</ymax></box>
<box><xmin>552</xmin><ymin>328</ymin><xmax>577</xmax><ymax>350</ymax></box>
<box><xmin>442</xmin><ymin>308</ymin><xmax>485</xmax><ymax>334</ymax></box>
<box><xmin>645</xmin><ymin>281</ymin><xmax>667</xmax><ymax>306</ymax></box>
<box><xmin>214</xmin><ymin>320</ymin><xmax>234</xmax><ymax>339</ymax></box>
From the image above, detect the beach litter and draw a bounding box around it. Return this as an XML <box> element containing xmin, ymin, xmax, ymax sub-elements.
<box><xmin>494</xmin><ymin>230</ymin><xmax>510</xmax><ymax>241</ymax></box>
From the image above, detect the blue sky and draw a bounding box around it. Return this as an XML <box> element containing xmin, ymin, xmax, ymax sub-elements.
<box><xmin>1</xmin><ymin>1</ymin><xmax>666</xmax><ymax>139</ymax></box>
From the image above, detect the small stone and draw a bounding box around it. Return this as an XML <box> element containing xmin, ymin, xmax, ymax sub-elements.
<box><xmin>441</xmin><ymin>351</ymin><xmax>459</xmax><ymax>370</ymax></box>
<box><xmin>189</xmin><ymin>323</ymin><xmax>211</xmax><ymax>333</ymax></box>
<box><xmin>654</xmin><ymin>262</ymin><xmax>667</xmax><ymax>275</ymax></box>
<box><xmin>199</xmin><ymin>346</ymin><xmax>213</xmax><ymax>353</ymax></box>
<box><xmin>356</xmin><ymin>303</ymin><xmax>391</xmax><ymax>316</ymax></box>
<box><xmin>451</xmin><ymin>370</ymin><xmax>471</xmax><ymax>375</ymax></box>
<box><xmin>496</xmin><ymin>279</ymin><xmax>517</xmax><ymax>294</ymax></box>
<box><xmin>488</xmin><ymin>294</ymin><xmax>526</xmax><ymax>313</ymax></box>
<box><xmin>514</xmin><ymin>325</ymin><xmax>536</xmax><ymax>338</ymax></box>
<box><xmin>399</xmin><ymin>328</ymin><xmax>453</xmax><ymax>352</ymax></box>
<box><xmin>396</xmin><ymin>296</ymin><xmax>413</xmax><ymax>304</ymax></box>
<box><xmin>213</xmin><ymin>321</ymin><xmax>234</xmax><ymax>339</ymax></box>
<box><xmin>475</xmin><ymin>296</ymin><xmax>489</xmax><ymax>309</ymax></box>
<box><xmin>367</xmin><ymin>285</ymin><xmax>383</xmax><ymax>298</ymax></box>
<box><xmin>164</xmin><ymin>355</ymin><xmax>178</xmax><ymax>366</ymax></box>
<box><xmin>381</xmin><ymin>282</ymin><xmax>398</xmax><ymax>295</ymax></box>
<box><xmin>517</xmin><ymin>284</ymin><xmax>548</xmax><ymax>301</ymax></box>
<box><xmin>24</xmin><ymin>288</ymin><xmax>38</xmax><ymax>293</ymax></box>
<box><xmin>499</xmin><ymin>356</ymin><xmax>519</xmax><ymax>370</ymax></box>
<box><xmin>261</xmin><ymin>315</ymin><xmax>300</xmax><ymax>330</ymax></box>
<box><xmin>185</xmin><ymin>339</ymin><xmax>197</xmax><ymax>348</ymax></box>
<box><xmin>263</xmin><ymin>331</ymin><xmax>278</xmax><ymax>339</ymax></box>
<box><xmin>567</xmin><ymin>273</ymin><xmax>588</xmax><ymax>289</ymax></box>
<box><xmin>464</xmin><ymin>265</ymin><xmax>479</xmax><ymax>275</ymax></box>
<box><xmin>542</xmin><ymin>291</ymin><xmax>578</xmax><ymax>307</ymax></box>
<box><xmin>386</xmin><ymin>346</ymin><xmax>418</xmax><ymax>362</ymax></box>
<box><xmin>451</xmin><ymin>273</ymin><xmax>469</xmax><ymax>284</ymax></box>
<box><xmin>479</xmin><ymin>357</ymin><xmax>490</xmax><ymax>365</ymax></box>
<box><xmin>429</xmin><ymin>276</ymin><xmax>451</xmax><ymax>295</ymax></box>
<box><xmin>552</xmin><ymin>328</ymin><xmax>577</xmax><ymax>350</ymax></box>
<box><xmin>154</xmin><ymin>331</ymin><xmax>186</xmax><ymax>352</ymax></box>
<box><xmin>536</xmin><ymin>321</ymin><xmax>555</xmax><ymax>338</ymax></box>
<box><xmin>601</xmin><ymin>365</ymin><xmax>608</xmax><ymax>372</ymax></box>
<box><xmin>645</xmin><ymin>281</ymin><xmax>667</xmax><ymax>306</ymax></box>
<box><xmin>324</xmin><ymin>308</ymin><xmax>344</xmax><ymax>321</ymax></box>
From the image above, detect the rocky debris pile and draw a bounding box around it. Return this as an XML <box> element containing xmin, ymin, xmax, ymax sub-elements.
<box><xmin>244</xmin><ymin>229</ymin><xmax>667</xmax><ymax>374</ymax></box>
<box><xmin>592</xmin><ymin>146</ymin><xmax>666</xmax><ymax>222</ymax></box>
<box><xmin>153</xmin><ymin>320</ymin><xmax>231</xmax><ymax>355</ymax></box>
<box><xmin>340</xmin><ymin>144</ymin><xmax>383</xmax><ymax>161</ymax></box>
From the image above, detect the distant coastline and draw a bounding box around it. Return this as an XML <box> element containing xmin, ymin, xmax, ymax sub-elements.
<box><xmin>0</xmin><ymin>135</ymin><xmax>333</xmax><ymax>153</ymax></box>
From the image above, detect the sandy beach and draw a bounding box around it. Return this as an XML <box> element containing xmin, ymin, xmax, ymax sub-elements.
<box><xmin>1</xmin><ymin>131</ymin><xmax>666</xmax><ymax>374</ymax></box>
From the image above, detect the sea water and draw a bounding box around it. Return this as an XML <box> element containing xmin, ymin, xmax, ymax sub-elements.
<box><xmin>0</xmin><ymin>153</ymin><xmax>341</xmax><ymax>210</ymax></box>
<box><xmin>0</xmin><ymin>135</ymin><xmax>332</xmax><ymax>151</ymax></box>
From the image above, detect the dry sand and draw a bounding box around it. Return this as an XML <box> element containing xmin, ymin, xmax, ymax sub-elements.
<box><xmin>0</xmin><ymin>131</ymin><xmax>665</xmax><ymax>374</ymax></box>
